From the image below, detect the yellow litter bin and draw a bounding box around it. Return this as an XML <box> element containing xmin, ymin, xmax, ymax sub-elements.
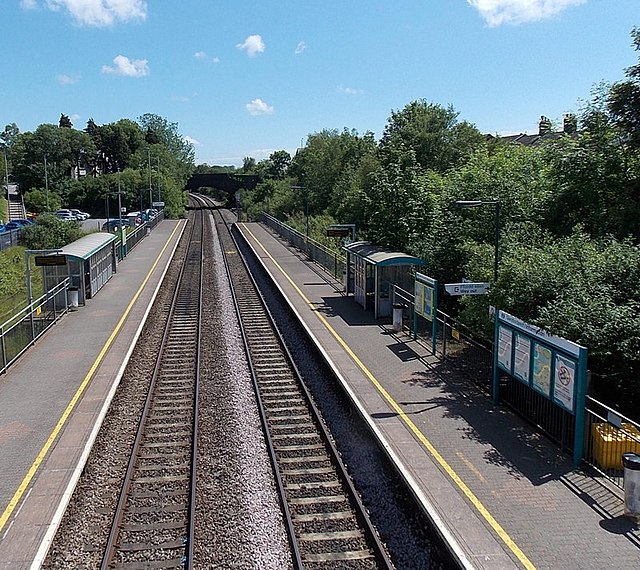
<box><xmin>592</xmin><ymin>423</ymin><xmax>640</xmax><ymax>470</ymax></box>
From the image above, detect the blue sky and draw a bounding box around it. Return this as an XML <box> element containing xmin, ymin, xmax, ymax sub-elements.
<box><xmin>2</xmin><ymin>1</ymin><xmax>638</xmax><ymax>166</ymax></box>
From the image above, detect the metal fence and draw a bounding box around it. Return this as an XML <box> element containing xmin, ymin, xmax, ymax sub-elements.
<box><xmin>392</xmin><ymin>284</ymin><xmax>494</xmax><ymax>392</ymax></box>
<box><xmin>259</xmin><ymin>212</ymin><xmax>346</xmax><ymax>281</ymax></box>
<box><xmin>256</xmin><ymin>214</ymin><xmax>640</xmax><ymax>483</ymax></box>
<box><xmin>114</xmin><ymin>210</ymin><xmax>165</xmax><ymax>261</ymax></box>
<box><xmin>583</xmin><ymin>396</ymin><xmax>640</xmax><ymax>490</ymax></box>
<box><xmin>0</xmin><ymin>278</ymin><xmax>70</xmax><ymax>373</ymax></box>
<box><xmin>0</xmin><ymin>228</ymin><xmax>23</xmax><ymax>251</ymax></box>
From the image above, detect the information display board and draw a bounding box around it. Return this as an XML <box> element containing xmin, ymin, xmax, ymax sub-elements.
<box><xmin>413</xmin><ymin>272</ymin><xmax>437</xmax><ymax>355</ymax></box>
<box><xmin>494</xmin><ymin>311</ymin><xmax>586</xmax><ymax>414</ymax></box>
<box><xmin>493</xmin><ymin>310</ymin><xmax>588</xmax><ymax>466</ymax></box>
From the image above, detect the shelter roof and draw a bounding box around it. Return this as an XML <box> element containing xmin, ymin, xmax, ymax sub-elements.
<box><xmin>58</xmin><ymin>232</ymin><xmax>117</xmax><ymax>261</ymax></box>
<box><xmin>344</xmin><ymin>241</ymin><xmax>425</xmax><ymax>267</ymax></box>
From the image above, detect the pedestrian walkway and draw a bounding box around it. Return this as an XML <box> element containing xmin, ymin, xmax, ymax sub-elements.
<box><xmin>238</xmin><ymin>221</ymin><xmax>640</xmax><ymax>570</ymax></box>
<box><xmin>0</xmin><ymin>219</ymin><xmax>185</xmax><ymax>569</ymax></box>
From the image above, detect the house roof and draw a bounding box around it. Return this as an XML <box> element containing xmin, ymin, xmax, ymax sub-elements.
<box><xmin>344</xmin><ymin>241</ymin><xmax>425</xmax><ymax>267</ymax></box>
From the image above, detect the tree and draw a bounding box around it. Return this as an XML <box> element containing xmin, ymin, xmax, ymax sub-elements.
<box><xmin>608</xmin><ymin>27</ymin><xmax>640</xmax><ymax>147</ymax></box>
<box><xmin>262</xmin><ymin>150</ymin><xmax>291</xmax><ymax>179</ymax></box>
<box><xmin>379</xmin><ymin>100</ymin><xmax>485</xmax><ymax>173</ymax></box>
<box><xmin>12</xmin><ymin>124</ymin><xmax>95</xmax><ymax>197</ymax></box>
<box><xmin>24</xmin><ymin>188</ymin><xmax>62</xmax><ymax>214</ymax></box>
<box><xmin>22</xmin><ymin>213</ymin><xmax>83</xmax><ymax>249</ymax></box>
<box><xmin>59</xmin><ymin>114</ymin><xmax>73</xmax><ymax>128</ymax></box>
<box><xmin>290</xmin><ymin>128</ymin><xmax>376</xmax><ymax>216</ymax></box>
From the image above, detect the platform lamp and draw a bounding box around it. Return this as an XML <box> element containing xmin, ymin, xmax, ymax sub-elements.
<box><xmin>454</xmin><ymin>199</ymin><xmax>501</xmax><ymax>282</ymax></box>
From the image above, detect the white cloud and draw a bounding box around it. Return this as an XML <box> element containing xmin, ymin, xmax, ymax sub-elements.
<box><xmin>57</xmin><ymin>73</ymin><xmax>79</xmax><ymax>84</ymax></box>
<box><xmin>38</xmin><ymin>0</ymin><xmax>147</xmax><ymax>27</ymax></box>
<box><xmin>467</xmin><ymin>0</ymin><xmax>586</xmax><ymax>26</ymax></box>
<box><xmin>194</xmin><ymin>51</ymin><xmax>220</xmax><ymax>64</ymax></box>
<box><xmin>246</xmin><ymin>98</ymin><xmax>274</xmax><ymax>116</ymax></box>
<box><xmin>184</xmin><ymin>136</ymin><xmax>201</xmax><ymax>146</ymax></box>
<box><xmin>236</xmin><ymin>34</ymin><xmax>265</xmax><ymax>57</ymax></box>
<box><xmin>20</xmin><ymin>0</ymin><xmax>38</xmax><ymax>9</ymax></box>
<box><xmin>101</xmin><ymin>55</ymin><xmax>149</xmax><ymax>77</ymax></box>
<box><xmin>295</xmin><ymin>41</ymin><xmax>306</xmax><ymax>55</ymax></box>
<box><xmin>338</xmin><ymin>86</ymin><xmax>363</xmax><ymax>95</ymax></box>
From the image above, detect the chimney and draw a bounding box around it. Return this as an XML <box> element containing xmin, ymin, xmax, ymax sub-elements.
<box><xmin>563</xmin><ymin>113</ymin><xmax>577</xmax><ymax>134</ymax></box>
<box><xmin>538</xmin><ymin>116</ymin><xmax>552</xmax><ymax>136</ymax></box>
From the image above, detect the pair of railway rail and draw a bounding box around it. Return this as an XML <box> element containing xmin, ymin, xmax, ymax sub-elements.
<box><xmin>100</xmin><ymin>196</ymin><xmax>392</xmax><ymax>568</ymax></box>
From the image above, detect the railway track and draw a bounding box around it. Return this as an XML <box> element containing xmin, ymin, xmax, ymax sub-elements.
<box><xmin>197</xmin><ymin>196</ymin><xmax>393</xmax><ymax>569</ymax></box>
<box><xmin>100</xmin><ymin>207</ymin><xmax>203</xmax><ymax>569</ymax></box>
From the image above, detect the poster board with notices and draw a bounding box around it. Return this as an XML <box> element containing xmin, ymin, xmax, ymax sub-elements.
<box><xmin>494</xmin><ymin>310</ymin><xmax>587</xmax><ymax>415</ymax></box>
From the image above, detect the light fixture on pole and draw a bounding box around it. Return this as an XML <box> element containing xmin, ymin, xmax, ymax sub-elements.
<box><xmin>454</xmin><ymin>199</ymin><xmax>501</xmax><ymax>282</ymax></box>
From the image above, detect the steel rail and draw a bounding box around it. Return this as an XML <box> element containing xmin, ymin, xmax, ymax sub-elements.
<box><xmin>203</xmin><ymin>197</ymin><xmax>392</xmax><ymax>569</ymax></box>
<box><xmin>101</xmin><ymin>207</ymin><xmax>204</xmax><ymax>570</ymax></box>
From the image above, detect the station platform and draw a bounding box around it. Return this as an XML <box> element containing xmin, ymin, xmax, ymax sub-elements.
<box><xmin>237</xmin><ymin>221</ymin><xmax>640</xmax><ymax>570</ymax></box>
<box><xmin>1</xmin><ymin>215</ymin><xmax>638</xmax><ymax>570</ymax></box>
<box><xmin>0</xmin><ymin>219</ymin><xmax>185</xmax><ymax>569</ymax></box>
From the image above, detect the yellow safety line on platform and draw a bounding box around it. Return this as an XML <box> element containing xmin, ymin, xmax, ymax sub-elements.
<box><xmin>241</xmin><ymin>223</ymin><xmax>537</xmax><ymax>570</ymax></box>
<box><xmin>0</xmin><ymin>223</ymin><xmax>183</xmax><ymax>534</ymax></box>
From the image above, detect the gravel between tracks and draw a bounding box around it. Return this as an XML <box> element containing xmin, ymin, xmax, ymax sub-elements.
<box><xmin>42</xmin><ymin>212</ymin><xmax>291</xmax><ymax>569</ymax></box>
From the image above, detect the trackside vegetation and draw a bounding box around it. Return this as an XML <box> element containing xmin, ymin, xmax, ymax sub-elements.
<box><xmin>231</xmin><ymin>28</ymin><xmax>640</xmax><ymax>418</ymax></box>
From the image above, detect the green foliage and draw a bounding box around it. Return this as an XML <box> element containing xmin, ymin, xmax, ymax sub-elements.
<box><xmin>24</xmin><ymin>188</ymin><xmax>62</xmax><ymax>214</ymax></box>
<box><xmin>379</xmin><ymin>100</ymin><xmax>485</xmax><ymax>173</ymax></box>
<box><xmin>608</xmin><ymin>27</ymin><xmax>640</xmax><ymax>146</ymax></box>
<box><xmin>22</xmin><ymin>213</ymin><xmax>84</xmax><ymax>250</ymax></box>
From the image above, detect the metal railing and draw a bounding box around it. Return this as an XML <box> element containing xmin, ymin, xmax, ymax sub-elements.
<box><xmin>0</xmin><ymin>228</ymin><xmax>24</xmax><ymax>251</ymax></box>
<box><xmin>392</xmin><ymin>284</ymin><xmax>493</xmax><ymax>392</ymax></box>
<box><xmin>583</xmin><ymin>397</ymin><xmax>640</xmax><ymax>490</ymax></box>
<box><xmin>0</xmin><ymin>278</ymin><xmax>70</xmax><ymax>373</ymax></box>
<box><xmin>258</xmin><ymin>214</ymin><xmax>640</xmax><ymax>480</ymax></box>
<box><xmin>259</xmin><ymin>213</ymin><xmax>345</xmax><ymax>281</ymax></box>
<box><xmin>113</xmin><ymin>210</ymin><xmax>165</xmax><ymax>261</ymax></box>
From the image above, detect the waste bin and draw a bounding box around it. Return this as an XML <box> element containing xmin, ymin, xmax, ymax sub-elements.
<box><xmin>67</xmin><ymin>287</ymin><xmax>79</xmax><ymax>310</ymax></box>
<box><xmin>392</xmin><ymin>303</ymin><xmax>404</xmax><ymax>332</ymax></box>
<box><xmin>622</xmin><ymin>452</ymin><xmax>640</xmax><ymax>520</ymax></box>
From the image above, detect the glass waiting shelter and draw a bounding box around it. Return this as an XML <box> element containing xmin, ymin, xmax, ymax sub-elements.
<box><xmin>42</xmin><ymin>232</ymin><xmax>118</xmax><ymax>306</ymax></box>
<box><xmin>343</xmin><ymin>241</ymin><xmax>425</xmax><ymax>318</ymax></box>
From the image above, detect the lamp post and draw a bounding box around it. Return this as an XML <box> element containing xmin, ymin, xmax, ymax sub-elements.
<box><xmin>0</xmin><ymin>138</ymin><xmax>9</xmax><ymax>223</ymax></box>
<box><xmin>156</xmin><ymin>156</ymin><xmax>161</xmax><ymax>202</ymax></box>
<box><xmin>454</xmin><ymin>199</ymin><xmax>501</xmax><ymax>282</ymax></box>
<box><xmin>107</xmin><ymin>170</ymin><xmax>126</xmax><ymax>257</ymax></box>
<box><xmin>291</xmin><ymin>185</ymin><xmax>309</xmax><ymax>239</ymax></box>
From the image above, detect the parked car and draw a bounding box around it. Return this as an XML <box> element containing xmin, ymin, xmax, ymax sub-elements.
<box><xmin>56</xmin><ymin>210</ymin><xmax>77</xmax><ymax>221</ymax></box>
<box><xmin>101</xmin><ymin>218</ymin><xmax>131</xmax><ymax>231</ymax></box>
<box><xmin>4</xmin><ymin>221</ymin><xmax>25</xmax><ymax>231</ymax></box>
<box><xmin>70</xmin><ymin>209</ymin><xmax>90</xmax><ymax>221</ymax></box>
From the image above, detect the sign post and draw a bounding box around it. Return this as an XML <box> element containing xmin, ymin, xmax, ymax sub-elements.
<box><xmin>444</xmin><ymin>282</ymin><xmax>490</xmax><ymax>296</ymax></box>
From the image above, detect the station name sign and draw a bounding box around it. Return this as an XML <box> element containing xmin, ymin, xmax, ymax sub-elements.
<box><xmin>444</xmin><ymin>282</ymin><xmax>490</xmax><ymax>296</ymax></box>
<box><xmin>34</xmin><ymin>254</ymin><xmax>67</xmax><ymax>266</ymax></box>
<box><xmin>326</xmin><ymin>224</ymin><xmax>354</xmax><ymax>238</ymax></box>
